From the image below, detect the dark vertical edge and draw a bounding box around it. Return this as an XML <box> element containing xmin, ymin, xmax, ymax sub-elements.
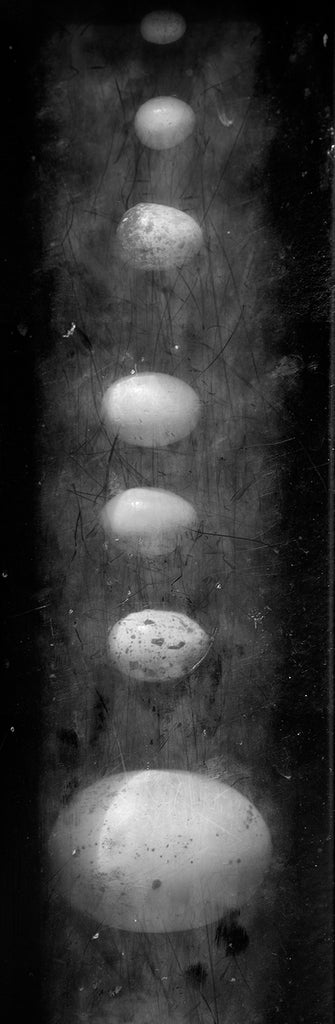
<box><xmin>1</xmin><ymin>5</ymin><xmax>46</xmax><ymax>1021</ymax></box>
<box><xmin>257</xmin><ymin>11</ymin><xmax>333</xmax><ymax>1024</ymax></box>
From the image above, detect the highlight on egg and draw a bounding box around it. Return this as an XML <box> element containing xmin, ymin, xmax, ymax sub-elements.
<box><xmin>108</xmin><ymin>609</ymin><xmax>211</xmax><ymax>683</ymax></box>
<box><xmin>134</xmin><ymin>97</ymin><xmax>195</xmax><ymax>151</ymax></box>
<box><xmin>102</xmin><ymin>372</ymin><xmax>201</xmax><ymax>448</ymax></box>
<box><xmin>140</xmin><ymin>10</ymin><xmax>186</xmax><ymax>45</ymax></box>
<box><xmin>48</xmin><ymin>769</ymin><xmax>272</xmax><ymax>933</ymax></box>
<box><xmin>102</xmin><ymin>487</ymin><xmax>198</xmax><ymax>556</ymax></box>
<box><xmin>116</xmin><ymin>203</ymin><xmax>203</xmax><ymax>270</ymax></box>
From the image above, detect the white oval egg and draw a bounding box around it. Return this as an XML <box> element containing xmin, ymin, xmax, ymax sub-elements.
<box><xmin>134</xmin><ymin>97</ymin><xmax>195</xmax><ymax>151</ymax></box>
<box><xmin>140</xmin><ymin>10</ymin><xmax>186</xmax><ymax>44</ymax></box>
<box><xmin>102</xmin><ymin>373</ymin><xmax>200</xmax><ymax>447</ymax></box>
<box><xmin>116</xmin><ymin>203</ymin><xmax>203</xmax><ymax>270</ymax></box>
<box><xmin>49</xmin><ymin>769</ymin><xmax>272</xmax><ymax>933</ymax></box>
<box><xmin>108</xmin><ymin>609</ymin><xmax>211</xmax><ymax>683</ymax></box>
<box><xmin>102</xmin><ymin>488</ymin><xmax>197</xmax><ymax>556</ymax></box>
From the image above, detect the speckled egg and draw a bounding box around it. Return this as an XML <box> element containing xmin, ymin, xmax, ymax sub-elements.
<box><xmin>116</xmin><ymin>203</ymin><xmax>203</xmax><ymax>270</ymax></box>
<box><xmin>102</xmin><ymin>487</ymin><xmax>198</xmax><ymax>556</ymax></box>
<box><xmin>49</xmin><ymin>769</ymin><xmax>272</xmax><ymax>933</ymax></box>
<box><xmin>102</xmin><ymin>373</ymin><xmax>201</xmax><ymax>447</ymax></box>
<box><xmin>108</xmin><ymin>609</ymin><xmax>211</xmax><ymax>683</ymax></box>
<box><xmin>134</xmin><ymin>97</ymin><xmax>195</xmax><ymax>150</ymax></box>
<box><xmin>140</xmin><ymin>10</ymin><xmax>186</xmax><ymax>44</ymax></box>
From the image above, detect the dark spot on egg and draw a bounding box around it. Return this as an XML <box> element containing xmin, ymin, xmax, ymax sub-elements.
<box><xmin>152</xmin><ymin>879</ymin><xmax>162</xmax><ymax>889</ymax></box>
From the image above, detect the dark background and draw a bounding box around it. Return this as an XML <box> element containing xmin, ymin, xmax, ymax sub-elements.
<box><xmin>1</xmin><ymin>1</ymin><xmax>332</xmax><ymax>1022</ymax></box>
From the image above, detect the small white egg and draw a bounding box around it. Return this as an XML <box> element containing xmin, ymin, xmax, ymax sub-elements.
<box><xmin>116</xmin><ymin>203</ymin><xmax>203</xmax><ymax>270</ymax></box>
<box><xmin>102</xmin><ymin>487</ymin><xmax>197</xmax><ymax>556</ymax></box>
<box><xmin>102</xmin><ymin>373</ymin><xmax>200</xmax><ymax>447</ymax></box>
<box><xmin>140</xmin><ymin>10</ymin><xmax>186</xmax><ymax>44</ymax></box>
<box><xmin>49</xmin><ymin>769</ymin><xmax>272</xmax><ymax>932</ymax></box>
<box><xmin>108</xmin><ymin>609</ymin><xmax>211</xmax><ymax>683</ymax></box>
<box><xmin>134</xmin><ymin>97</ymin><xmax>195</xmax><ymax>151</ymax></box>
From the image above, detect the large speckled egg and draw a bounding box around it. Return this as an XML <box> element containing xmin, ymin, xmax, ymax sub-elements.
<box><xmin>102</xmin><ymin>373</ymin><xmax>200</xmax><ymax>447</ymax></box>
<box><xmin>116</xmin><ymin>203</ymin><xmax>203</xmax><ymax>270</ymax></box>
<box><xmin>140</xmin><ymin>10</ymin><xmax>186</xmax><ymax>44</ymax></box>
<box><xmin>102</xmin><ymin>488</ymin><xmax>197</xmax><ymax>556</ymax></box>
<box><xmin>49</xmin><ymin>769</ymin><xmax>272</xmax><ymax>933</ymax></box>
<box><xmin>108</xmin><ymin>609</ymin><xmax>211</xmax><ymax>683</ymax></box>
<box><xmin>134</xmin><ymin>97</ymin><xmax>195</xmax><ymax>151</ymax></box>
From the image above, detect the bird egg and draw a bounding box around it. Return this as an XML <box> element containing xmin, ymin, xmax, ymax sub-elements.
<box><xmin>140</xmin><ymin>10</ymin><xmax>186</xmax><ymax>44</ymax></box>
<box><xmin>102</xmin><ymin>488</ymin><xmax>198</xmax><ymax>556</ymax></box>
<box><xmin>108</xmin><ymin>609</ymin><xmax>211</xmax><ymax>682</ymax></box>
<box><xmin>116</xmin><ymin>203</ymin><xmax>203</xmax><ymax>270</ymax></box>
<box><xmin>134</xmin><ymin>97</ymin><xmax>195</xmax><ymax>150</ymax></box>
<box><xmin>102</xmin><ymin>372</ymin><xmax>201</xmax><ymax>447</ymax></box>
<box><xmin>49</xmin><ymin>769</ymin><xmax>273</xmax><ymax>933</ymax></box>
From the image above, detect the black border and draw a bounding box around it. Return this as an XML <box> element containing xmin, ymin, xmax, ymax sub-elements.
<box><xmin>1</xmin><ymin>2</ymin><xmax>333</xmax><ymax>1021</ymax></box>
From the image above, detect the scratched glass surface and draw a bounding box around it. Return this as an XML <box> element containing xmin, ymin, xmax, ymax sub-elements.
<box><xmin>32</xmin><ymin>12</ymin><xmax>329</xmax><ymax>1024</ymax></box>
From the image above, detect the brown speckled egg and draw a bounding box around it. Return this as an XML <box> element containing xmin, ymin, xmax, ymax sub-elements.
<box><xmin>48</xmin><ymin>769</ymin><xmax>272</xmax><ymax>933</ymax></box>
<box><xmin>108</xmin><ymin>609</ymin><xmax>211</xmax><ymax>682</ymax></box>
<box><xmin>140</xmin><ymin>10</ymin><xmax>186</xmax><ymax>44</ymax></box>
<box><xmin>102</xmin><ymin>487</ymin><xmax>198</xmax><ymax>556</ymax></box>
<box><xmin>116</xmin><ymin>203</ymin><xmax>203</xmax><ymax>270</ymax></box>
<box><xmin>102</xmin><ymin>373</ymin><xmax>201</xmax><ymax>447</ymax></box>
<box><xmin>134</xmin><ymin>97</ymin><xmax>195</xmax><ymax>150</ymax></box>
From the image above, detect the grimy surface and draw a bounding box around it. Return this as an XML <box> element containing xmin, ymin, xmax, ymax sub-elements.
<box><xmin>37</xmin><ymin>18</ymin><xmax>288</xmax><ymax>1021</ymax></box>
<box><xmin>4</xmin><ymin>5</ymin><xmax>330</xmax><ymax>1024</ymax></box>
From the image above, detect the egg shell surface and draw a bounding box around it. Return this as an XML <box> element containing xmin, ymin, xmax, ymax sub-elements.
<box><xmin>116</xmin><ymin>203</ymin><xmax>203</xmax><ymax>270</ymax></box>
<box><xmin>140</xmin><ymin>10</ymin><xmax>186</xmax><ymax>44</ymax></box>
<box><xmin>134</xmin><ymin>97</ymin><xmax>195</xmax><ymax>151</ymax></box>
<box><xmin>102</xmin><ymin>488</ymin><xmax>198</xmax><ymax>556</ymax></box>
<box><xmin>108</xmin><ymin>609</ymin><xmax>211</xmax><ymax>683</ymax></box>
<box><xmin>102</xmin><ymin>373</ymin><xmax>200</xmax><ymax>447</ymax></box>
<box><xmin>49</xmin><ymin>769</ymin><xmax>272</xmax><ymax>933</ymax></box>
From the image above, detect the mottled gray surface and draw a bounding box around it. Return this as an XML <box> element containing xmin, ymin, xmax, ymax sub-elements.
<box><xmin>36</xmin><ymin>16</ymin><xmax>301</xmax><ymax>1024</ymax></box>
